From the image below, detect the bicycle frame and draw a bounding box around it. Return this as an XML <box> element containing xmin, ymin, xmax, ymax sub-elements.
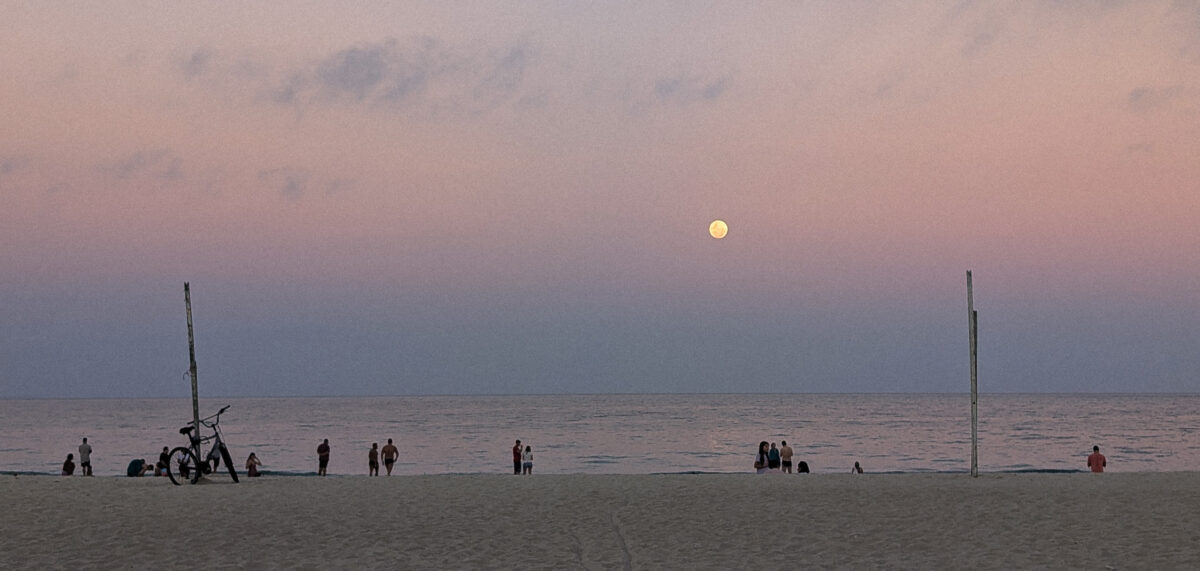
<box><xmin>167</xmin><ymin>405</ymin><xmax>239</xmax><ymax>485</ymax></box>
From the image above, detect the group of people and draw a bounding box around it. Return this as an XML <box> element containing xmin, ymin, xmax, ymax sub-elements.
<box><xmin>753</xmin><ymin>440</ymin><xmax>810</xmax><ymax>474</ymax></box>
<box><xmin>753</xmin><ymin>440</ymin><xmax>862</xmax><ymax>474</ymax></box>
<box><xmin>60</xmin><ymin>437</ymin><xmax>93</xmax><ymax>476</ymax></box>
<box><xmin>311</xmin><ymin>438</ymin><xmax>402</xmax><ymax>476</ymax></box>
<box><xmin>58</xmin><ymin>435</ymin><xmax>1112</xmax><ymax>476</ymax></box>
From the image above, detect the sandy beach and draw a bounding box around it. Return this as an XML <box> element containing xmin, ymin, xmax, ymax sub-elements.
<box><xmin>4</xmin><ymin>472</ymin><xmax>1199</xmax><ymax>569</ymax></box>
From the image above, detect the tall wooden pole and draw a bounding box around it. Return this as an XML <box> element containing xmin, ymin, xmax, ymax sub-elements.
<box><xmin>967</xmin><ymin>271</ymin><xmax>978</xmax><ymax>477</ymax></box>
<box><xmin>184</xmin><ymin>282</ymin><xmax>200</xmax><ymax>436</ymax></box>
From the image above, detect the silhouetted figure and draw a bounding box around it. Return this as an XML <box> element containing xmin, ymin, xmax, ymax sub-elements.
<box><xmin>1087</xmin><ymin>445</ymin><xmax>1106</xmax><ymax>473</ymax></box>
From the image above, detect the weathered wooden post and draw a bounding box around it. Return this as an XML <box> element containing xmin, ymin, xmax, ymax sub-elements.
<box><xmin>967</xmin><ymin>271</ymin><xmax>979</xmax><ymax>477</ymax></box>
<box><xmin>184</xmin><ymin>282</ymin><xmax>200</xmax><ymax>436</ymax></box>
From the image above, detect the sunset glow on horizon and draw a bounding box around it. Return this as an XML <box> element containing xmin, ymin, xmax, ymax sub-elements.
<box><xmin>2</xmin><ymin>3</ymin><xmax>1199</xmax><ymax>397</ymax></box>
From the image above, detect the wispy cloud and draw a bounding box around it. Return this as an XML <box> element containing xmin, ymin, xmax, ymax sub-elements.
<box><xmin>0</xmin><ymin>156</ymin><xmax>25</xmax><ymax>176</ymax></box>
<box><xmin>1127</xmin><ymin>85</ymin><xmax>1184</xmax><ymax>112</ymax></box>
<box><xmin>180</xmin><ymin>48</ymin><xmax>215</xmax><ymax>79</ymax></box>
<box><xmin>653</xmin><ymin>74</ymin><xmax>729</xmax><ymax>106</ymax></box>
<box><xmin>268</xmin><ymin>37</ymin><xmax>532</xmax><ymax>115</ymax></box>
<box><xmin>258</xmin><ymin>167</ymin><xmax>310</xmax><ymax>200</ymax></box>
<box><xmin>106</xmin><ymin>149</ymin><xmax>185</xmax><ymax>181</ymax></box>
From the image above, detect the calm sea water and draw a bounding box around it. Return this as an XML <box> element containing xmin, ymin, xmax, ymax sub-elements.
<box><xmin>2</xmin><ymin>394</ymin><xmax>1197</xmax><ymax>477</ymax></box>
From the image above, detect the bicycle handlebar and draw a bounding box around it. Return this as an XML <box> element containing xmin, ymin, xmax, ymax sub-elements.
<box><xmin>197</xmin><ymin>405</ymin><xmax>232</xmax><ymax>425</ymax></box>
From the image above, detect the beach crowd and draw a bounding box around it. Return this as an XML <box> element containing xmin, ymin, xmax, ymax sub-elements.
<box><xmin>55</xmin><ymin>435</ymin><xmax>1110</xmax><ymax>477</ymax></box>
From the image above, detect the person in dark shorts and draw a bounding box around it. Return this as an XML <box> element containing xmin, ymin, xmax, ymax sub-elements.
<box><xmin>512</xmin><ymin>440</ymin><xmax>522</xmax><ymax>475</ymax></box>
<box><xmin>381</xmin><ymin>439</ymin><xmax>398</xmax><ymax>476</ymax></box>
<box><xmin>78</xmin><ymin>437</ymin><xmax>93</xmax><ymax>477</ymax></box>
<box><xmin>780</xmin><ymin>440</ymin><xmax>794</xmax><ymax>473</ymax></box>
<box><xmin>317</xmin><ymin>439</ymin><xmax>330</xmax><ymax>476</ymax></box>
<box><xmin>767</xmin><ymin>443</ymin><xmax>781</xmax><ymax>471</ymax></box>
<box><xmin>368</xmin><ymin>443</ymin><xmax>380</xmax><ymax>476</ymax></box>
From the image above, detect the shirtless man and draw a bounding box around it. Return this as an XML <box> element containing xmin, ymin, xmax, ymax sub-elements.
<box><xmin>1087</xmin><ymin>445</ymin><xmax>1106</xmax><ymax>473</ymax></box>
<box><xmin>780</xmin><ymin>440</ymin><xmax>794</xmax><ymax>474</ymax></box>
<box><xmin>381</xmin><ymin>439</ymin><xmax>399</xmax><ymax>476</ymax></box>
<box><xmin>368</xmin><ymin>443</ymin><xmax>380</xmax><ymax>476</ymax></box>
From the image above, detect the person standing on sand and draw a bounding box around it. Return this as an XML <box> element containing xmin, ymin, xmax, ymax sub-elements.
<box><xmin>317</xmin><ymin>439</ymin><xmax>330</xmax><ymax>476</ymax></box>
<box><xmin>768</xmin><ymin>443</ymin><xmax>781</xmax><ymax>471</ymax></box>
<box><xmin>780</xmin><ymin>441</ymin><xmax>794</xmax><ymax>474</ymax></box>
<box><xmin>78</xmin><ymin>437</ymin><xmax>93</xmax><ymax>476</ymax></box>
<box><xmin>754</xmin><ymin>441</ymin><xmax>770</xmax><ymax>474</ymax></box>
<box><xmin>1087</xmin><ymin>445</ymin><xmax>1106</xmax><ymax>473</ymax></box>
<box><xmin>522</xmin><ymin>445</ymin><xmax>533</xmax><ymax>475</ymax></box>
<box><xmin>512</xmin><ymin>440</ymin><xmax>523</xmax><ymax>475</ymax></box>
<box><xmin>368</xmin><ymin>443</ymin><xmax>379</xmax><ymax>476</ymax></box>
<box><xmin>381</xmin><ymin>439</ymin><xmax>398</xmax><ymax>475</ymax></box>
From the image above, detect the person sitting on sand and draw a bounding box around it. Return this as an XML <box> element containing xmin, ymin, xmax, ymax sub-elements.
<box><xmin>126</xmin><ymin>458</ymin><xmax>153</xmax><ymax>477</ymax></box>
<box><xmin>381</xmin><ymin>439</ymin><xmax>398</xmax><ymax>476</ymax></box>
<box><xmin>754</xmin><ymin>442</ymin><xmax>770</xmax><ymax>474</ymax></box>
<box><xmin>246</xmin><ymin>452</ymin><xmax>262</xmax><ymax>477</ymax></box>
<box><xmin>1087</xmin><ymin>445</ymin><xmax>1106</xmax><ymax>473</ymax></box>
<box><xmin>62</xmin><ymin>453</ymin><xmax>75</xmax><ymax>476</ymax></box>
<box><xmin>852</xmin><ymin>461</ymin><xmax>863</xmax><ymax>474</ymax></box>
<box><xmin>368</xmin><ymin>443</ymin><xmax>379</xmax><ymax>476</ymax></box>
<box><xmin>522</xmin><ymin>445</ymin><xmax>533</xmax><ymax>475</ymax></box>
<box><xmin>156</xmin><ymin>446</ymin><xmax>170</xmax><ymax>477</ymax></box>
<box><xmin>798</xmin><ymin>460</ymin><xmax>810</xmax><ymax>473</ymax></box>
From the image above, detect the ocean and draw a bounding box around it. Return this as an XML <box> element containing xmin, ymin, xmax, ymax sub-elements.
<box><xmin>2</xmin><ymin>394</ymin><xmax>1197</xmax><ymax>477</ymax></box>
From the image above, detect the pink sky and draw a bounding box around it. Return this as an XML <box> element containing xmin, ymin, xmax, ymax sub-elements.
<box><xmin>2</xmin><ymin>2</ymin><xmax>1199</xmax><ymax>397</ymax></box>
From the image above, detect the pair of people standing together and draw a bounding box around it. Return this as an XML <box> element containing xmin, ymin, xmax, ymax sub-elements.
<box><xmin>512</xmin><ymin>439</ymin><xmax>533</xmax><ymax>475</ymax></box>
<box><xmin>366</xmin><ymin>439</ymin><xmax>400</xmax><ymax>476</ymax></box>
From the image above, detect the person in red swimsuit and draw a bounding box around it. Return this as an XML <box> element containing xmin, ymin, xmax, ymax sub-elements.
<box><xmin>1087</xmin><ymin>445</ymin><xmax>1106</xmax><ymax>473</ymax></box>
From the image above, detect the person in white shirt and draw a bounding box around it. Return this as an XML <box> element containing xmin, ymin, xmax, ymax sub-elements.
<box><xmin>522</xmin><ymin>446</ymin><xmax>533</xmax><ymax>475</ymax></box>
<box><xmin>78</xmin><ymin>437</ymin><xmax>93</xmax><ymax>476</ymax></box>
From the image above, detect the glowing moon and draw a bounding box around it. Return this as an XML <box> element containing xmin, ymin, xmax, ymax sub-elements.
<box><xmin>709</xmin><ymin>219</ymin><xmax>728</xmax><ymax>239</ymax></box>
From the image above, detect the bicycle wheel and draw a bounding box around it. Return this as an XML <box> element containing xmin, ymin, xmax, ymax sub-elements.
<box><xmin>219</xmin><ymin>443</ymin><xmax>239</xmax><ymax>483</ymax></box>
<box><xmin>166</xmin><ymin>446</ymin><xmax>198</xmax><ymax>486</ymax></box>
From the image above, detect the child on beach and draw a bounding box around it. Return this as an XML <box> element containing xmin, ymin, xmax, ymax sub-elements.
<box><xmin>62</xmin><ymin>453</ymin><xmax>75</xmax><ymax>476</ymax></box>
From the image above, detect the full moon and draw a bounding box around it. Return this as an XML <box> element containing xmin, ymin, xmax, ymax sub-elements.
<box><xmin>709</xmin><ymin>219</ymin><xmax>728</xmax><ymax>239</ymax></box>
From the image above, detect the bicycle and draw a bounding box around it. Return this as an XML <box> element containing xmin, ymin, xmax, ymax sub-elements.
<box><xmin>166</xmin><ymin>405</ymin><xmax>239</xmax><ymax>485</ymax></box>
